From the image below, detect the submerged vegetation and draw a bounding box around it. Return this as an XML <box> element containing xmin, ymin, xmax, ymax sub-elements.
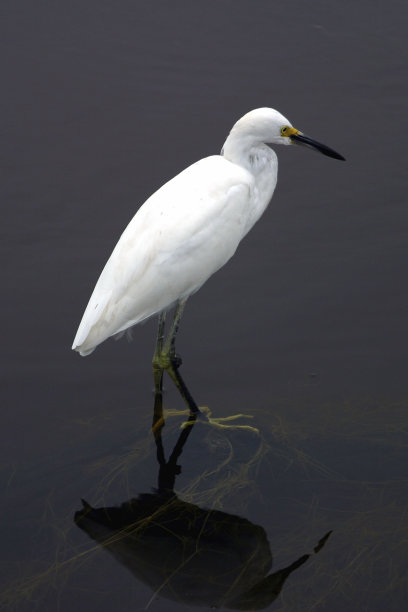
<box><xmin>1</xmin><ymin>396</ymin><xmax>406</xmax><ymax>610</ymax></box>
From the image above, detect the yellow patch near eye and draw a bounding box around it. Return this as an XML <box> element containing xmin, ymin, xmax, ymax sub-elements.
<box><xmin>281</xmin><ymin>126</ymin><xmax>300</xmax><ymax>137</ymax></box>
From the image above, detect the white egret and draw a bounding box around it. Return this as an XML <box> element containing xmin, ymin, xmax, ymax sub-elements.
<box><xmin>73</xmin><ymin>108</ymin><xmax>344</xmax><ymax>413</ymax></box>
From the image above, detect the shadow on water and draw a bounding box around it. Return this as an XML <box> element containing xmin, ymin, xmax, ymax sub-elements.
<box><xmin>74</xmin><ymin>382</ymin><xmax>331</xmax><ymax>610</ymax></box>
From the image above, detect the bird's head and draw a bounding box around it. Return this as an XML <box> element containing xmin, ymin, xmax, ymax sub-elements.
<box><xmin>225</xmin><ymin>107</ymin><xmax>345</xmax><ymax>161</ymax></box>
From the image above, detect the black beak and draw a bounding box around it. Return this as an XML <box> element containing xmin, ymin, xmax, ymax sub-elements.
<box><xmin>290</xmin><ymin>133</ymin><xmax>345</xmax><ymax>161</ymax></box>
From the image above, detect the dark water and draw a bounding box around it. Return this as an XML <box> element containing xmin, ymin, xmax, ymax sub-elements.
<box><xmin>1</xmin><ymin>0</ymin><xmax>407</xmax><ymax>610</ymax></box>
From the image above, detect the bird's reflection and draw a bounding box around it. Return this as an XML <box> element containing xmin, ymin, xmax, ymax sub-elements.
<box><xmin>75</xmin><ymin>388</ymin><xmax>331</xmax><ymax>609</ymax></box>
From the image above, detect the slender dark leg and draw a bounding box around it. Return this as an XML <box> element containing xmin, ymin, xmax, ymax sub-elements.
<box><xmin>152</xmin><ymin>377</ymin><xmax>166</xmax><ymax>461</ymax></box>
<box><xmin>161</xmin><ymin>297</ymin><xmax>187</xmax><ymax>364</ymax></box>
<box><xmin>165</xmin><ymin>363</ymin><xmax>202</xmax><ymax>416</ymax></box>
<box><xmin>162</xmin><ymin>298</ymin><xmax>202</xmax><ymax>416</ymax></box>
<box><xmin>152</xmin><ymin>382</ymin><xmax>196</xmax><ymax>493</ymax></box>
<box><xmin>152</xmin><ymin>311</ymin><xmax>166</xmax><ymax>394</ymax></box>
<box><xmin>152</xmin><ymin>300</ymin><xmax>258</xmax><ymax>432</ymax></box>
<box><xmin>151</xmin><ymin>299</ymin><xmax>201</xmax><ymax>417</ymax></box>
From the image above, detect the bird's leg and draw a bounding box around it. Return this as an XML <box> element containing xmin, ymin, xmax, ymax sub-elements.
<box><xmin>166</xmin><ymin>364</ymin><xmax>202</xmax><ymax>417</ymax></box>
<box><xmin>162</xmin><ymin>298</ymin><xmax>187</xmax><ymax>367</ymax></box>
<box><xmin>151</xmin><ymin>371</ymin><xmax>197</xmax><ymax>492</ymax></box>
<box><xmin>159</xmin><ymin>299</ymin><xmax>202</xmax><ymax>417</ymax></box>
<box><xmin>152</xmin><ymin>311</ymin><xmax>166</xmax><ymax>395</ymax></box>
<box><xmin>155</xmin><ymin>300</ymin><xmax>258</xmax><ymax>432</ymax></box>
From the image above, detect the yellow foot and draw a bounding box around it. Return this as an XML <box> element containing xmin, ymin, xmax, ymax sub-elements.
<box><xmin>159</xmin><ymin>407</ymin><xmax>259</xmax><ymax>434</ymax></box>
<box><xmin>182</xmin><ymin>406</ymin><xmax>260</xmax><ymax>434</ymax></box>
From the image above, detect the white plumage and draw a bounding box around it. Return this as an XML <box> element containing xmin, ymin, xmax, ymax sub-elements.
<box><xmin>73</xmin><ymin>108</ymin><xmax>344</xmax><ymax>356</ymax></box>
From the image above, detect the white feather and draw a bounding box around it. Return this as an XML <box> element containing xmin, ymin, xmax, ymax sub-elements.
<box><xmin>72</xmin><ymin>108</ymin><xmax>295</xmax><ymax>356</ymax></box>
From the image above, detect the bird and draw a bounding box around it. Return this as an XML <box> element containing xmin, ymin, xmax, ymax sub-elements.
<box><xmin>72</xmin><ymin>107</ymin><xmax>344</xmax><ymax>413</ymax></box>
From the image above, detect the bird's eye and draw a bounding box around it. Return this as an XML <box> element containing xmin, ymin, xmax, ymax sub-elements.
<box><xmin>280</xmin><ymin>126</ymin><xmax>288</xmax><ymax>136</ymax></box>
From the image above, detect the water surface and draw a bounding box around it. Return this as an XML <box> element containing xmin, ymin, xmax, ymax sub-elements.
<box><xmin>1</xmin><ymin>1</ymin><xmax>407</xmax><ymax>610</ymax></box>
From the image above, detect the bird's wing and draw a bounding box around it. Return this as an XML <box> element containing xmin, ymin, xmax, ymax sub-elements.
<box><xmin>72</xmin><ymin>288</ymin><xmax>112</xmax><ymax>353</ymax></box>
<box><xmin>73</xmin><ymin>156</ymin><xmax>253</xmax><ymax>353</ymax></box>
<box><xmin>109</xmin><ymin>155</ymin><xmax>253</xmax><ymax>299</ymax></box>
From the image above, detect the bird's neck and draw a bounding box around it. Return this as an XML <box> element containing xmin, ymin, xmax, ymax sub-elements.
<box><xmin>222</xmin><ymin>134</ymin><xmax>276</xmax><ymax>176</ymax></box>
<box><xmin>222</xmin><ymin>133</ymin><xmax>278</xmax><ymax>237</ymax></box>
